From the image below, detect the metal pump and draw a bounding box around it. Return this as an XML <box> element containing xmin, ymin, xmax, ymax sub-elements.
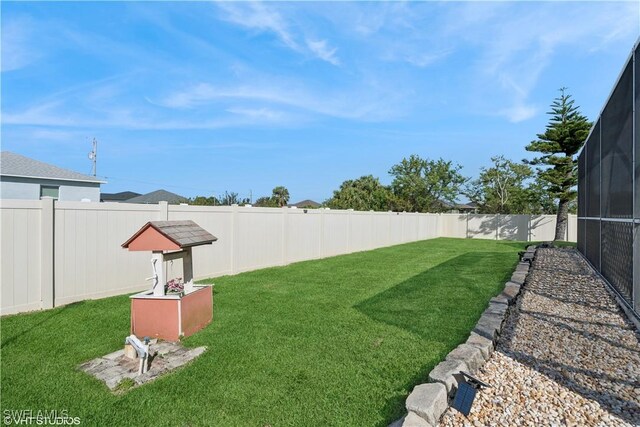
<box><xmin>125</xmin><ymin>335</ymin><xmax>150</xmax><ymax>375</ymax></box>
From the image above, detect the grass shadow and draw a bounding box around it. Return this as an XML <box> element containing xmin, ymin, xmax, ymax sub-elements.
<box><xmin>0</xmin><ymin>302</ymin><xmax>87</xmax><ymax>349</ymax></box>
<box><xmin>356</xmin><ymin>252</ymin><xmax>514</xmax><ymax>342</ymax></box>
<box><xmin>355</xmin><ymin>252</ymin><xmax>516</xmax><ymax>424</ymax></box>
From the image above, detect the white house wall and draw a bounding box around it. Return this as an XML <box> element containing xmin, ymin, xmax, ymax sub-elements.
<box><xmin>1</xmin><ymin>180</ymin><xmax>41</xmax><ymax>200</ymax></box>
<box><xmin>58</xmin><ymin>184</ymin><xmax>100</xmax><ymax>202</ymax></box>
<box><xmin>0</xmin><ymin>177</ymin><xmax>101</xmax><ymax>202</ymax></box>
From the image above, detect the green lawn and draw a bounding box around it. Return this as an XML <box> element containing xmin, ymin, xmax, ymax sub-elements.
<box><xmin>1</xmin><ymin>238</ymin><xmax>526</xmax><ymax>426</ymax></box>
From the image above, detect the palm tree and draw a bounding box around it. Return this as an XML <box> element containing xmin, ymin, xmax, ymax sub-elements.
<box><xmin>272</xmin><ymin>186</ymin><xmax>290</xmax><ymax>207</ymax></box>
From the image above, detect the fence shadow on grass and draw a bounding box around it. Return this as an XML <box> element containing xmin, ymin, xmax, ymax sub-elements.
<box><xmin>1</xmin><ymin>295</ymin><xmax>130</xmax><ymax>354</ymax></box>
<box><xmin>355</xmin><ymin>252</ymin><xmax>516</xmax><ymax>426</ymax></box>
<box><xmin>0</xmin><ymin>303</ymin><xmax>82</xmax><ymax>350</ymax></box>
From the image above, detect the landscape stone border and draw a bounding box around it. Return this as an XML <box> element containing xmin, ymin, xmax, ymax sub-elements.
<box><xmin>390</xmin><ymin>245</ymin><xmax>537</xmax><ymax>427</ymax></box>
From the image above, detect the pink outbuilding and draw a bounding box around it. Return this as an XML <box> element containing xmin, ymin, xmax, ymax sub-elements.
<box><xmin>122</xmin><ymin>220</ymin><xmax>217</xmax><ymax>341</ymax></box>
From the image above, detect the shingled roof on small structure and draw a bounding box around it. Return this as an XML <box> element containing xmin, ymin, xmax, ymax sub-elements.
<box><xmin>122</xmin><ymin>220</ymin><xmax>217</xmax><ymax>251</ymax></box>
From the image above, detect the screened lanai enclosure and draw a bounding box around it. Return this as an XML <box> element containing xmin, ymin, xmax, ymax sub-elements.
<box><xmin>577</xmin><ymin>39</ymin><xmax>640</xmax><ymax>320</ymax></box>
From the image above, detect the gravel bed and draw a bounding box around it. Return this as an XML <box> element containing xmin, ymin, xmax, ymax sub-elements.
<box><xmin>440</xmin><ymin>248</ymin><xmax>640</xmax><ymax>427</ymax></box>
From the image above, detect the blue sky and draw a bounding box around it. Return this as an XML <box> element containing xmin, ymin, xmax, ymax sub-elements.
<box><xmin>2</xmin><ymin>1</ymin><xmax>639</xmax><ymax>202</ymax></box>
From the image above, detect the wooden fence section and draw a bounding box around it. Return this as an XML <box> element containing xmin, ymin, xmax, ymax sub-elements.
<box><xmin>0</xmin><ymin>199</ymin><xmax>576</xmax><ymax>315</ymax></box>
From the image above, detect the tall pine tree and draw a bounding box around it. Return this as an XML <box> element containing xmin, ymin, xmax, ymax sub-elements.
<box><xmin>526</xmin><ymin>88</ymin><xmax>591</xmax><ymax>240</ymax></box>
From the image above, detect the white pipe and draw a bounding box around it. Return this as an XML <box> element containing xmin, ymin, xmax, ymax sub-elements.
<box><xmin>143</xmin><ymin>343</ymin><xmax>149</xmax><ymax>373</ymax></box>
<box><xmin>125</xmin><ymin>335</ymin><xmax>149</xmax><ymax>375</ymax></box>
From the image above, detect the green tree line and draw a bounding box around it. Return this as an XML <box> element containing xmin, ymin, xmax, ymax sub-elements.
<box><xmin>323</xmin><ymin>154</ymin><xmax>559</xmax><ymax>215</ymax></box>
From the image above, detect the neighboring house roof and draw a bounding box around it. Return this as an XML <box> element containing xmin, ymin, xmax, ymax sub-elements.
<box><xmin>438</xmin><ymin>200</ymin><xmax>456</xmax><ymax>208</ymax></box>
<box><xmin>455</xmin><ymin>202</ymin><xmax>477</xmax><ymax>210</ymax></box>
<box><xmin>437</xmin><ymin>199</ymin><xmax>476</xmax><ymax>209</ymax></box>
<box><xmin>0</xmin><ymin>151</ymin><xmax>106</xmax><ymax>184</ymax></box>
<box><xmin>291</xmin><ymin>199</ymin><xmax>321</xmax><ymax>208</ymax></box>
<box><xmin>122</xmin><ymin>220</ymin><xmax>217</xmax><ymax>251</ymax></box>
<box><xmin>101</xmin><ymin>191</ymin><xmax>141</xmax><ymax>202</ymax></box>
<box><xmin>125</xmin><ymin>189</ymin><xmax>188</xmax><ymax>204</ymax></box>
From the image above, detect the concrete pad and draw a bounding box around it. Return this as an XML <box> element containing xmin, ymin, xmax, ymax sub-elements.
<box><xmin>79</xmin><ymin>342</ymin><xmax>207</xmax><ymax>392</ymax></box>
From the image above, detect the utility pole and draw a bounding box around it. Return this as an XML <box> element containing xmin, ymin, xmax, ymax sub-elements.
<box><xmin>88</xmin><ymin>138</ymin><xmax>97</xmax><ymax>176</ymax></box>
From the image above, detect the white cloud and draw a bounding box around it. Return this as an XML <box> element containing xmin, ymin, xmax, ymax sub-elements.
<box><xmin>226</xmin><ymin>107</ymin><xmax>287</xmax><ymax>121</ymax></box>
<box><xmin>303</xmin><ymin>2</ymin><xmax>449</xmax><ymax>69</ymax></box>
<box><xmin>499</xmin><ymin>103</ymin><xmax>538</xmax><ymax>123</ymax></box>
<box><xmin>403</xmin><ymin>50</ymin><xmax>451</xmax><ymax>68</ymax></box>
<box><xmin>5</xmin><ymin>1</ymin><xmax>637</xmax><ymax>133</ymax></box>
<box><xmin>437</xmin><ymin>1</ymin><xmax>639</xmax><ymax>121</ymax></box>
<box><xmin>216</xmin><ymin>1</ymin><xmax>297</xmax><ymax>50</ymax></box>
<box><xmin>305</xmin><ymin>39</ymin><xmax>339</xmax><ymax>66</ymax></box>
<box><xmin>156</xmin><ymin>81</ymin><xmax>403</xmax><ymax>121</ymax></box>
<box><xmin>1</xmin><ymin>17</ymin><xmax>42</xmax><ymax>72</ymax></box>
<box><xmin>1</xmin><ymin>107</ymin><xmax>290</xmax><ymax>131</ymax></box>
<box><xmin>215</xmin><ymin>2</ymin><xmax>340</xmax><ymax>65</ymax></box>
<box><xmin>2</xmin><ymin>75</ymin><xmax>302</xmax><ymax>130</ymax></box>
<box><xmin>2</xmin><ymin>101</ymin><xmax>77</xmax><ymax>127</ymax></box>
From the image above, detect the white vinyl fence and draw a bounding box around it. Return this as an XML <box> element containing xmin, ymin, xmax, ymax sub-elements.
<box><xmin>0</xmin><ymin>199</ymin><xmax>576</xmax><ymax>315</ymax></box>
